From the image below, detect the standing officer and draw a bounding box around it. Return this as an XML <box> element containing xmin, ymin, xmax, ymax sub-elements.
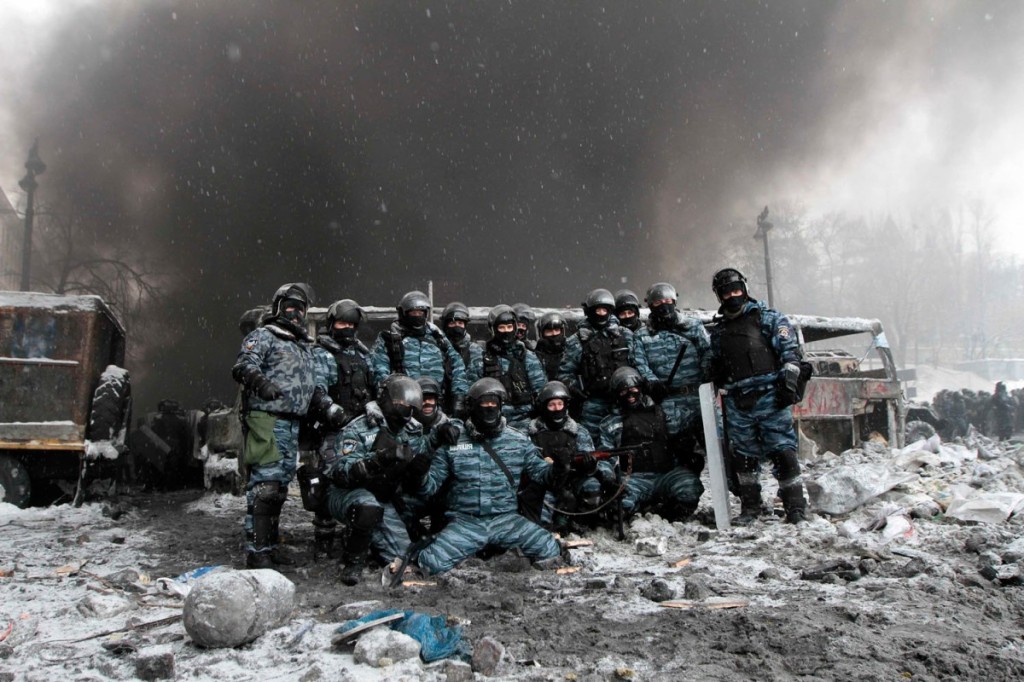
<box><xmin>233</xmin><ymin>283</ymin><xmax>335</xmax><ymax>568</ymax></box>
<box><xmin>471</xmin><ymin>305</ymin><xmax>548</xmax><ymax>431</ymax></box>
<box><xmin>534</xmin><ymin>311</ymin><xmax>569</xmax><ymax>381</ymax></box>
<box><xmin>558</xmin><ymin>288</ymin><xmax>636</xmax><ymax>441</ymax></box>
<box><xmin>614</xmin><ymin>289</ymin><xmax>642</xmax><ymax>332</ymax></box>
<box><xmin>440</xmin><ymin>301</ymin><xmax>484</xmax><ymax>386</ymax></box>
<box><xmin>512</xmin><ymin>303</ymin><xmax>538</xmax><ymax>350</ymax></box>
<box><xmin>372</xmin><ymin>290</ymin><xmax>469</xmax><ymax>416</ymax></box>
<box><xmin>708</xmin><ymin>268</ymin><xmax>812</xmax><ymax>525</ymax></box>
<box><xmin>631</xmin><ymin>282</ymin><xmax>712</xmax><ymax>461</ymax></box>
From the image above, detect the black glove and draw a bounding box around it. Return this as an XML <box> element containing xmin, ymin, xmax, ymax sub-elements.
<box><xmin>776</xmin><ymin>362</ymin><xmax>803</xmax><ymax>407</ymax></box>
<box><xmin>254</xmin><ymin>375</ymin><xmax>283</xmax><ymax>401</ymax></box>
<box><xmin>405</xmin><ymin>453</ymin><xmax>433</xmax><ymax>480</ymax></box>
<box><xmin>647</xmin><ymin>380</ymin><xmax>669</xmax><ymax>403</ymax></box>
<box><xmin>434</xmin><ymin>421</ymin><xmax>461</xmax><ymax>446</ymax></box>
<box><xmin>573</xmin><ymin>451</ymin><xmax>598</xmax><ymax>476</ymax></box>
<box><xmin>372</xmin><ymin>443</ymin><xmax>413</xmax><ymax>470</ymax></box>
<box><xmin>569</xmin><ymin>386</ymin><xmax>589</xmax><ymax>406</ymax></box>
<box><xmin>323</xmin><ymin>403</ymin><xmax>347</xmax><ymax>430</ymax></box>
<box><xmin>452</xmin><ymin>395</ymin><xmax>469</xmax><ymax>420</ymax></box>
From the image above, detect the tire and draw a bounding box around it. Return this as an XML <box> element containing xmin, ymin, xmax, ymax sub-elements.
<box><xmin>88</xmin><ymin>366</ymin><xmax>132</xmax><ymax>443</ymax></box>
<box><xmin>0</xmin><ymin>453</ymin><xmax>32</xmax><ymax>508</ymax></box>
<box><xmin>905</xmin><ymin>420</ymin><xmax>937</xmax><ymax>443</ymax></box>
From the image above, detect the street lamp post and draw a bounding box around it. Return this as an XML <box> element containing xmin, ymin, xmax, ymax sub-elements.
<box><xmin>753</xmin><ymin>205</ymin><xmax>774</xmax><ymax>308</ymax></box>
<box><xmin>18</xmin><ymin>139</ymin><xmax>46</xmax><ymax>292</ymax></box>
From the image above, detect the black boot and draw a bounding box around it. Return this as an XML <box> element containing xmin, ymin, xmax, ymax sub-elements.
<box><xmin>268</xmin><ymin>505</ymin><xmax>295</xmax><ymax>566</ymax></box>
<box><xmin>312</xmin><ymin>514</ymin><xmax>337</xmax><ymax>561</ymax></box>
<box><xmin>340</xmin><ymin>528</ymin><xmax>372</xmax><ymax>586</ymax></box>
<box><xmin>734</xmin><ymin>473</ymin><xmax>765</xmax><ymax>526</ymax></box>
<box><xmin>246</xmin><ymin>511</ymin><xmax>275</xmax><ymax>568</ymax></box>
<box><xmin>771</xmin><ymin>450</ymin><xmax>808</xmax><ymax>524</ymax></box>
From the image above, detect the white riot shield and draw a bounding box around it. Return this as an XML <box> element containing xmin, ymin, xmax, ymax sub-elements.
<box><xmin>699</xmin><ymin>382</ymin><xmax>731</xmax><ymax>531</ymax></box>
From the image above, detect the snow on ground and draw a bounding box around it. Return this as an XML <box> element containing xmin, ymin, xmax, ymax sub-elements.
<box><xmin>911</xmin><ymin>364</ymin><xmax>1024</xmax><ymax>403</ymax></box>
<box><xmin>3</xmin><ymin>433</ymin><xmax>1024</xmax><ymax>680</ymax></box>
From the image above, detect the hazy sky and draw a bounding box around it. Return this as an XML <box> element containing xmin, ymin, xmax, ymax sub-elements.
<box><xmin>1</xmin><ymin>1</ymin><xmax>1023</xmax><ymax>409</ymax></box>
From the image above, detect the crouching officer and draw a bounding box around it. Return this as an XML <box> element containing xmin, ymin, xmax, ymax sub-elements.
<box><xmin>708</xmin><ymin>268</ymin><xmax>813</xmax><ymax>524</ymax></box>
<box><xmin>407</xmin><ymin>378</ymin><xmax>567</xmax><ymax>575</ymax></box>
<box><xmin>324</xmin><ymin>375</ymin><xmax>431</xmax><ymax>585</ymax></box>
<box><xmin>598</xmin><ymin>367</ymin><xmax>705</xmax><ymax>522</ymax></box>
<box><xmin>233</xmin><ymin>283</ymin><xmax>336</xmax><ymax>568</ymax></box>
<box><xmin>520</xmin><ymin>381</ymin><xmax>601</xmax><ymax>531</ymax></box>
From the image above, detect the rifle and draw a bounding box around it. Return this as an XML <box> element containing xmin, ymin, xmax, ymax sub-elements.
<box><xmin>573</xmin><ymin>443</ymin><xmax>651</xmax><ymax>466</ymax></box>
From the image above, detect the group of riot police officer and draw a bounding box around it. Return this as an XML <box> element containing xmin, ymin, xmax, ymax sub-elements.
<box><xmin>232</xmin><ymin>269</ymin><xmax>814</xmax><ymax>580</ymax></box>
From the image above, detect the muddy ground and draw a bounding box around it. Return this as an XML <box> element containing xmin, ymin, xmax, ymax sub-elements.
<box><xmin>4</xmin><ymin>435</ymin><xmax>1024</xmax><ymax>681</ymax></box>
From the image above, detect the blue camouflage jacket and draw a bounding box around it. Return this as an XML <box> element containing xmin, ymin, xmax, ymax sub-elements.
<box><xmin>557</xmin><ymin>317</ymin><xmax>635</xmax><ymax>396</ymax></box>
<box><xmin>234</xmin><ymin>323</ymin><xmax>318</xmax><ymax>417</ymax></box>
<box><xmin>631</xmin><ymin>313</ymin><xmax>712</xmax><ymax>391</ymax></box>
<box><xmin>708</xmin><ymin>299</ymin><xmax>802</xmax><ymax>392</ymax></box>
<box><xmin>471</xmin><ymin>340</ymin><xmax>548</xmax><ymax>423</ymax></box>
<box><xmin>326</xmin><ymin>402</ymin><xmax>431</xmax><ymax>489</ymax></box>
<box><xmin>418</xmin><ymin>419</ymin><xmax>556</xmax><ymax>516</ymax></box>
<box><xmin>370</xmin><ymin>321</ymin><xmax>469</xmax><ymax>399</ymax></box>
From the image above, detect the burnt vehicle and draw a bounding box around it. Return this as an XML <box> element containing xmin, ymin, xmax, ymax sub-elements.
<box><xmin>0</xmin><ymin>291</ymin><xmax>131</xmax><ymax>506</ymax></box>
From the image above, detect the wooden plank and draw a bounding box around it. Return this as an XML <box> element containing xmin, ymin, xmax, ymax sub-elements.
<box><xmin>659</xmin><ymin>598</ymin><xmax>749</xmax><ymax>610</ymax></box>
<box><xmin>668</xmin><ymin>558</ymin><xmax>691</xmax><ymax>568</ymax></box>
<box><xmin>331</xmin><ymin>613</ymin><xmax>405</xmax><ymax>646</ymax></box>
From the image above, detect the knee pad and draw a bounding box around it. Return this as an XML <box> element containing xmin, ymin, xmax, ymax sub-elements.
<box><xmin>349</xmin><ymin>503</ymin><xmax>384</xmax><ymax>531</ymax></box>
<box><xmin>253</xmin><ymin>481</ymin><xmax>282</xmax><ymax>515</ymax></box>
<box><xmin>770</xmin><ymin>450</ymin><xmax>801</xmax><ymax>485</ymax></box>
<box><xmin>733</xmin><ymin>453</ymin><xmax>761</xmax><ymax>474</ymax></box>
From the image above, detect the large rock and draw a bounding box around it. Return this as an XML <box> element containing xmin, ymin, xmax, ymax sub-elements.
<box><xmin>471</xmin><ymin>636</ymin><xmax>505</xmax><ymax>676</ymax></box>
<box><xmin>352</xmin><ymin>628</ymin><xmax>421</xmax><ymax>666</ymax></box>
<box><xmin>183</xmin><ymin>569</ymin><xmax>295</xmax><ymax>648</ymax></box>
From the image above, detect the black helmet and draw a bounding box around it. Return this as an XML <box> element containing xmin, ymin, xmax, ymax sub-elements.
<box><xmin>609</xmin><ymin>366</ymin><xmax>645</xmax><ymax>394</ymax></box>
<box><xmin>537</xmin><ymin>380</ymin><xmax>571</xmax><ymax>405</ymax></box>
<box><xmin>379</xmin><ymin>375</ymin><xmax>423</xmax><ymax>431</ymax></box>
<box><xmin>582</xmin><ymin>288</ymin><xmax>615</xmax><ymax>328</ymax></box>
<box><xmin>614</xmin><ymin>289</ymin><xmax>640</xmax><ymax>312</ymax></box>
<box><xmin>271</xmin><ymin>282</ymin><xmax>314</xmax><ymax>317</ymax></box>
<box><xmin>441</xmin><ymin>301</ymin><xmax>470</xmax><ymax>326</ymax></box>
<box><xmin>416</xmin><ymin>376</ymin><xmax>442</xmax><ymax>398</ymax></box>
<box><xmin>468</xmin><ymin>377</ymin><xmax>508</xmax><ymax>405</ymax></box>
<box><xmin>538</xmin><ymin>311</ymin><xmax>566</xmax><ymax>334</ymax></box>
<box><xmin>645</xmin><ymin>283</ymin><xmax>678</xmax><ymax>306</ymax></box>
<box><xmin>488</xmin><ymin>304</ymin><xmax>518</xmax><ymax>344</ymax></box>
<box><xmin>468</xmin><ymin>377</ymin><xmax>507</xmax><ymax>433</ymax></box>
<box><xmin>512</xmin><ymin>303</ymin><xmax>536</xmax><ymax>323</ymax></box>
<box><xmin>537</xmin><ymin>381</ymin><xmax>571</xmax><ymax>429</ymax></box>
<box><xmin>712</xmin><ymin>268</ymin><xmax>748</xmax><ymax>301</ymax></box>
<box><xmin>326</xmin><ymin>299</ymin><xmax>365</xmax><ymax>326</ymax></box>
<box><xmin>397</xmin><ymin>290</ymin><xmax>432</xmax><ymax>329</ymax></box>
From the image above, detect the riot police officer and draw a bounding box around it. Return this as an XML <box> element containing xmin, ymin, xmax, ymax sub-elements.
<box><xmin>708</xmin><ymin>268</ymin><xmax>812</xmax><ymax>525</ymax></box>
<box><xmin>233</xmin><ymin>283</ymin><xmax>335</xmax><ymax>568</ymax></box>
<box><xmin>558</xmin><ymin>288</ymin><xmax>636</xmax><ymax>441</ymax></box>
<box><xmin>471</xmin><ymin>305</ymin><xmax>548</xmax><ymax>431</ymax></box>
<box><xmin>512</xmin><ymin>303</ymin><xmax>538</xmax><ymax>350</ymax></box>
<box><xmin>597</xmin><ymin>367</ymin><xmax>705</xmax><ymax>522</ymax></box>
<box><xmin>614</xmin><ymin>289</ymin><xmax>642</xmax><ymax>332</ymax></box>
<box><xmin>631</xmin><ymin>282</ymin><xmax>712</xmax><ymax>462</ymax></box>
<box><xmin>440</xmin><ymin>301</ymin><xmax>484</xmax><ymax>387</ymax></box>
<box><xmin>371</xmin><ymin>290</ymin><xmax>469</xmax><ymax>415</ymax></box>
<box><xmin>325</xmin><ymin>375</ymin><xmax>431</xmax><ymax>585</ymax></box>
<box><xmin>534</xmin><ymin>311</ymin><xmax>569</xmax><ymax>381</ymax></box>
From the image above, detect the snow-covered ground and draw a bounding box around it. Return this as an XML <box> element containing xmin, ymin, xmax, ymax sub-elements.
<box><xmin>910</xmin><ymin>364</ymin><xmax>1024</xmax><ymax>403</ymax></box>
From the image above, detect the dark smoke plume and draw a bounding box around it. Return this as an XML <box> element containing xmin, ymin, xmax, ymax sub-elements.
<box><xmin>8</xmin><ymin>0</ymin><xmax>1023</xmax><ymax>411</ymax></box>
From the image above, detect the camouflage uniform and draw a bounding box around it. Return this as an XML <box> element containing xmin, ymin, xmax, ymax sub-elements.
<box><xmin>413</xmin><ymin>419</ymin><xmax>562</xmax><ymax>575</ymax></box>
<box><xmin>471</xmin><ymin>340</ymin><xmax>548</xmax><ymax>431</ymax></box>
<box><xmin>451</xmin><ymin>335</ymin><xmax>485</xmax><ymax>385</ymax></box>
<box><xmin>558</xmin><ymin>317</ymin><xmax>635</xmax><ymax>441</ymax></box>
<box><xmin>708</xmin><ymin>299</ymin><xmax>802</xmax><ymax>459</ymax></box>
<box><xmin>524</xmin><ymin>416</ymin><xmax>609</xmax><ymax>528</ymax></box>
<box><xmin>631</xmin><ymin>312</ymin><xmax>712</xmax><ymax>435</ymax></box>
<box><xmin>233</xmin><ymin>321</ymin><xmax>318</xmax><ymax>554</ymax></box>
<box><xmin>324</xmin><ymin>403</ymin><xmax>431</xmax><ymax>563</ymax></box>
<box><xmin>371</xmin><ymin>321</ymin><xmax>469</xmax><ymax>410</ymax></box>
<box><xmin>598</xmin><ymin>397</ymin><xmax>704</xmax><ymax>519</ymax></box>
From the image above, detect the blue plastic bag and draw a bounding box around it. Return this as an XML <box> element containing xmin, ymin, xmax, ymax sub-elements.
<box><xmin>336</xmin><ymin>609</ymin><xmax>469</xmax><ymax>662</ymax></box>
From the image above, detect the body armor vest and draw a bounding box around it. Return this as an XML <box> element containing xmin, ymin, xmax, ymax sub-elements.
<box><xmin>483</xmin><ymin>344</ymin><xmax>532</xmax><ymax>406</ymax></box>
<box><xmin>620</xmin><ymin>406</ymin><xmax>673</xmax><ymax>473</ymax></box>
<box><xmin>329</xmin><ymin>346</ymin><xmax>372</xmax><ymax>418</ymax></box>
<box><xmin>384</xmin><ymin>329</ymin><xmax>454</xmax><ymax>391</ymax></box>
<box><xmin>534</xmin><ymin>343</ymin><xmax>563</xmax><ymax>381</ymax></box>
<box><xmin>579</xmin><ymin>329</ymin><xmax>630</xmax><ymax>397</ymax></box>
<box><xmin>717</xmin><ymin>309</ymin><xmax>779</xmax><ymax>384</ymax></box>
<box><xmin>531</xmin><ymin>428</ymin><xmax>576</xmax><ymax>461</ymax></box>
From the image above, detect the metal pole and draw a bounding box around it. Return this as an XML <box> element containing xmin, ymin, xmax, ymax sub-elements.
<box><xmin>18</xmin><ymin>139</ymin><xmax>46</xmax><ymax>292</ymax></box>
<box><xmin>755</xmin><ymin>206</ymin><xmax>774</xmax><ymax>308</ymax></box>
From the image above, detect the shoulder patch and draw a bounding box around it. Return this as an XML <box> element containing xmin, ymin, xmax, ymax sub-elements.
<box><xmin>244</xmin><ymin>339</ymin><xmax>257</xmax><ymax>351</ymax></box>
<box><xmin>778</xmin><ymin>326</ymin><xmax>791</xmax><ymax>339</ymax></box>
<box><xmin>341</xmin><ymin>439</ymin><xmax>359</xmax><ymax>455</ymax></box>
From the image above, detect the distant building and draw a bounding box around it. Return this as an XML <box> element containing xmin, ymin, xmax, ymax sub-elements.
<box><xmin>0</xmin><ymin>189</ymin><xmax>21</xmax><ymax>290</ymax></box>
